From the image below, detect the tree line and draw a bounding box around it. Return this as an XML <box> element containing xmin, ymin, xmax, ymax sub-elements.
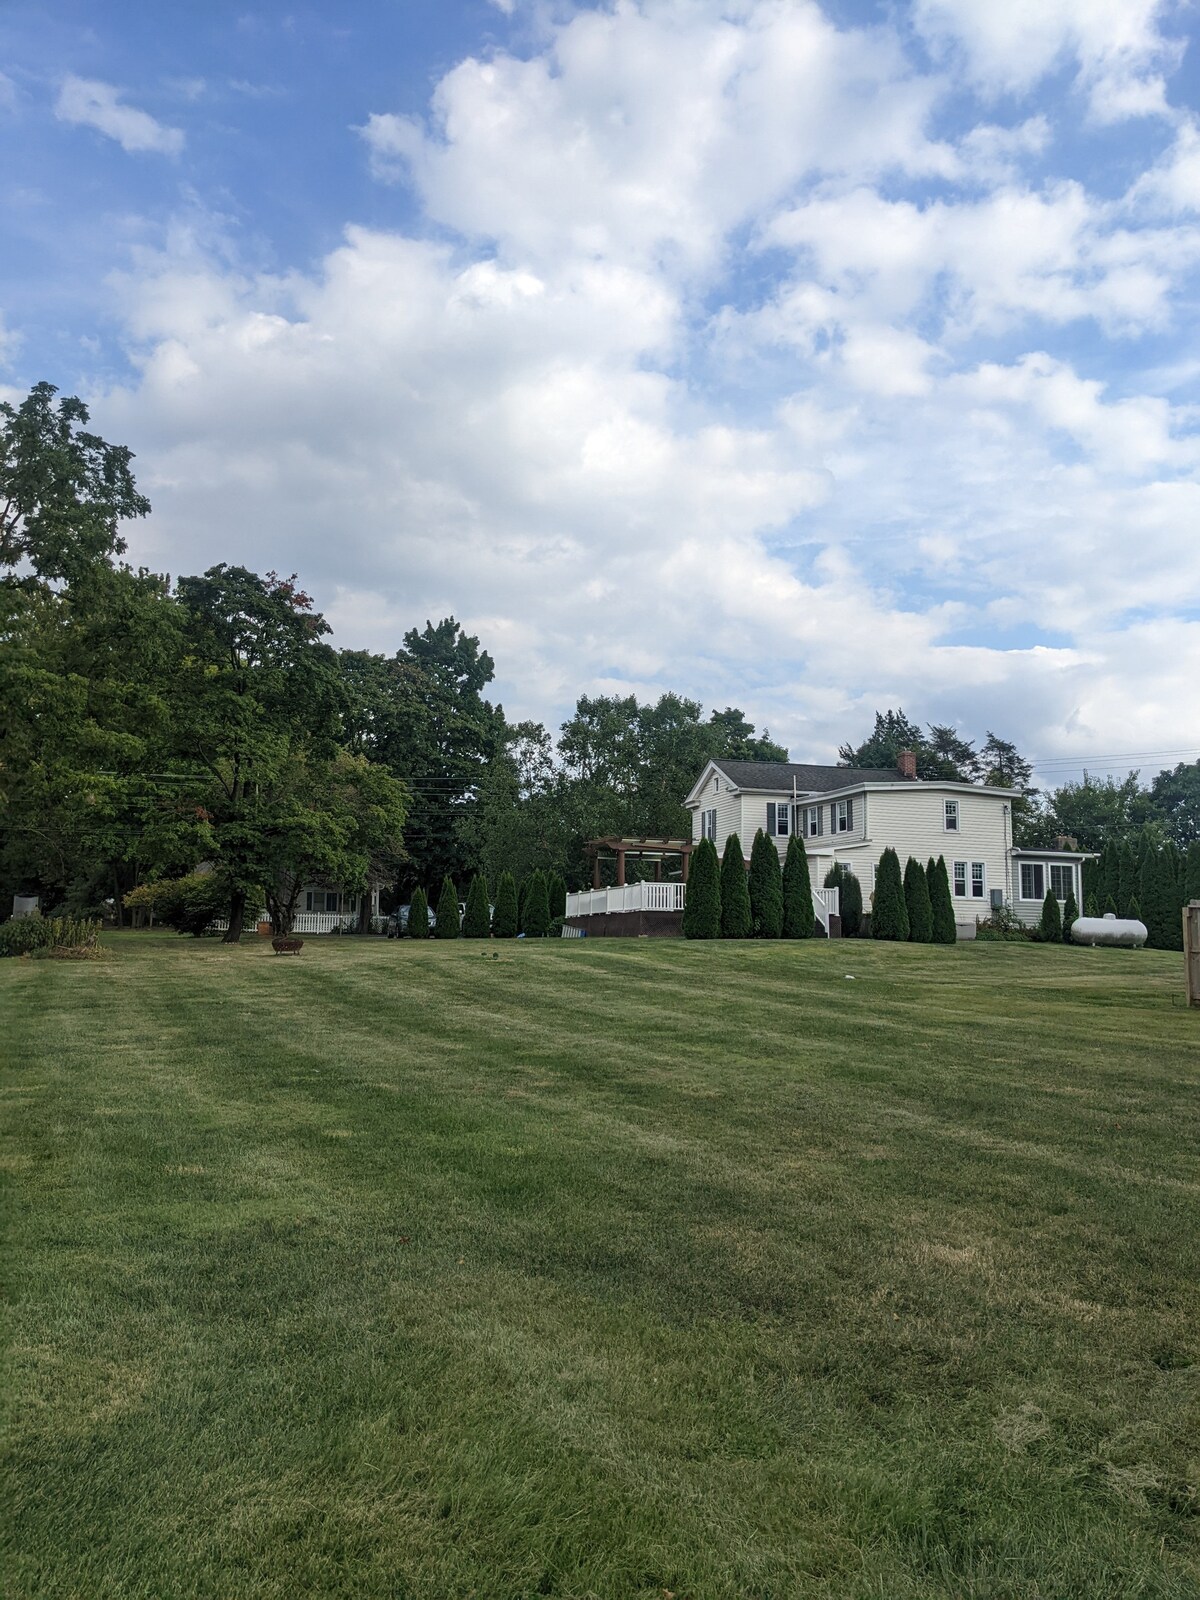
<box><xmin>4</xmin><ymin>384</ymin><xmax>1197</xmax><ymax>939</ymax></box>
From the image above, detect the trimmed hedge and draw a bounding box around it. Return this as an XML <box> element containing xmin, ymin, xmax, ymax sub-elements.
<box><xmin>749</xmin><ymin>829</ymin><xmax>783</xmax><ymax>939</ymax></box>
<box><xmin>782</xmin><ymin>834</ymin><xmax>814</xmax><ymax>939</ymax></box>
<box><xmin>407</xmin><ymin>887</ymin><xmax>429</xmax><ymax>938</ymax></box>
<box><xmin>903</xmin><ymin>857</ymin><xmax>933</xmax><ymax>943</ymax></box>
<box><xmin>462</xmin><ymin>875</ymin><xmax>491</xmax><ymax>938</ymax></box>
<box><xmin>522</xmin><ymin>870</ymin><xmax>551</xmax><ymax>937</ymax></box>
<box><xmin>1039</xmin><ymin>889</ymin><xmax>1062</xmax><ymax>943</ymax></box>
<box><xmin>682</xmin><ymin>837</ymin><xmax>721</xmax><ymax>939</ymax></box>
<box><xmin>930</xmin><ymin>856</ymin><xmax>957</xmax><ymax>944</ymax></box>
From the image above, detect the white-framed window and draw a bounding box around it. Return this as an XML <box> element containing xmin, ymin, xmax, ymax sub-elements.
<box><xmin>1049</xmin><ymin>864</ymin><xmax>1074</xmax><ymax>901</ymax></box>
<box><xmin>801</xmin><ymin>805</ymin><xmax>821</xmax><ymax>838</ymax></box>
<box><xmin>701</xmin><ymin>808</ymin><xmax>717</xmax><ymax>841</ymax></box>
<box><xmin>953</xmin><ymin>860</ymin><xmax>967</xmax><ymax>897</ymax></box>
<box><xmin>765</xmin><ymin>802</ymin><xmax>790</xmax><ymax>837</ymax></box>
<box><xmin>306</xmin><ymin>890</ymin><xmax>341</xmax><ymax>913</ymax></box>
<box><xmin>1020</xmin><ymin>863</ymin><xmax>1045</xmax><ymax>901</ymax></box>
<box><xmin>832</xmin><ymin>799</ymin><xmax>853</xmax><ymax>834</ymax></box>
<box><xmin>944</xmin><ymin>799</ymin><xmax>959</xmax><ymax>831</ymax></box>
<box><xmin>971</xmin><ymin>862</ymin><xmax>985</xmax><ymax>899</ymax></box>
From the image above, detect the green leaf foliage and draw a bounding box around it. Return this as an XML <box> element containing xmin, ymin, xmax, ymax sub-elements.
<box><xmin>1062</xmin><ymin>887</ymin><xmax>1079</xmax><ymax>944</ymax></box>
<box><xmin>1084</xmin><ymin>893</ymin><xmax>1098</xmax><ymax>918</ymax></box>
<box><xmin>547</xmin><ymin>872</ymin><xmax>567</xmax><ymax>921</ymax></box>
<box><xmin>782</xmin><ymin>834</ymin><xmax>814</xmax><ymax>939</ymax></box>
<box><xmin>1187</xmin><ymin>842</ymin><xmax>1200</xmax><ymax>902</ymax></box>
<box><xmin>748</xmin><ymin>829</ymin><xmax>783</xmax><ymax>939</ymax></box>
<box><xmin>462</xmin><ymin>875</ymin><xmax>491</xmax><ymax>938</ymax></box>
<box><xmin>1117</xmin><ymin>842</ymin><xmax>1137</xmax><ymax>918</ymax></box>
<box><xmin>872</xmin><ymin>849</ymin><xmax>909</xmax><ymax>941</ymax></box>
<box><xmin>682</xmin><ymin>837</ymin><xmax>720</xmax><ymax>939</ymax></box>
<box><xmin>823</xmin><ymin>861</ymin><xmax>861</xmax><ymax>939</ymax></box>
<box><xmin>1039</xmin><ymin>889</ymin><xmax>1062</xmax><ymax>943</ymax></box>
<box><xmin>903</xmin><ymin>857</ymin><xmax>933</xmax><ymax>943</ymax></box>
<box><xmin>434</xmin><ymin>877</ymin><xmax>460</xmax><ymax>939</ymax></box>
<box><xmin>522</xmin><ymin>870</ymin><xmax>551</xmax><ymax>937</ymax></box>
<box><xmin>407</xmin><ymin>887</ymin><xmax>429</xmax><ymax>939</ymax></box>
<box><xmin>930</xmin><ymin>856</ymin><xmax>957</xmax><ymax>945</ymax></box>
<box><xmin>492</xmin><ymin>872</ymin><xmax>518</xmax><ymax>939</ymax></box>
<box><xmin>719</xmin><ymin>835</ymin><xmax>752</xmax><ymax>939</ymax></box>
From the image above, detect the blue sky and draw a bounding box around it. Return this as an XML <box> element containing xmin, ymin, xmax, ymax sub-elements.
<box><xmin>3</xmin><ymin>0</ymin><xmax>1200</xmax><ymax>783</ymax></box>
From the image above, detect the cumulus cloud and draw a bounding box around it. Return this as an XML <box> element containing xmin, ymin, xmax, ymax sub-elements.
<box><xmin>85</xmin><ymin>0</ymin><xmax>1200</xmax><ymax>766</ymax></box>
<box><xmin>913</xmin><ymin>0</ymin><xmax>1181</xmax><ymax>123</ymax></box>
<box><xmin>55</xmin><ymin>75</ymin><xmax>184</xmax><ymax>156</ymax></box>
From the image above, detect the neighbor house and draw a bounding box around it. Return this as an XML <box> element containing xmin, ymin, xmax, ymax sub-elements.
<box><xmin>684</xmin><ymin>752</ymin><xmax>1089</xmax><ymax>935</ymax></box>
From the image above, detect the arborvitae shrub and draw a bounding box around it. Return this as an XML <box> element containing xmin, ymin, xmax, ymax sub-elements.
<box><xmin>782</xmin><ymin>834</ymin><xmax>814</xmax><ymax>939</ymax></box>
<box><xmin>434</xmin><ymin>877</ymin><xmax>461</xmax><ymax>939</ymax></box>
<box><xmin>407</xmin><ymin>887</ymin><xmax>429</xmax><ymax>939</ymax></box>
<box><xmin>1084</xmin><ymin>893</ymin><xmax>1098</xmax><ymax>918</ymax></box>
<box><xmin>719</xmin><ymin>835</ymin><xmax>752</xmax><ymax>939</ymax></box>
<box><xmin>930</xmin><ymin>856</ymin><xmax>957</xmax><ymax>944</ymax></box>
<box><xmin>547</xmin><ymin>872</ymin><xmax>567</xmax><ymax>921</ymax></box>
<box><xmin>1062</xmin><ymin>887</ymin><xmax>1078</xmax><ymax>943</ymax></box>
<box><xmin>840</xmin><ymin>868</ymin><xmax>863</xmax><ymax>938</ymax></box>
<box><xmin>683</xmin><ymin>837</ymin><xmax>721</xmax><ymax>939</ymax></box>
<box><xmin>517</xmin><ymin>875</ymin><xmax>529</xmax><ymax>930</ymax></box>
<box><xmin>1141</xmin><ymin>848</ymin><xmax>1183</xmax><ymax>951</ymax></box>
<box><xmin>493</xmin><ymin>872</ymin><xmax>518</xmax><ymax>938</ymax></box>
<box><xmin>1186</xmin><ymin>842</ymin><xmax>1200</xmax><ymax>902</ymax></box>
<box><xmin>1039</xmin><ymin>888</ymin><xmax>1062</xmax><ymax>943</ymax></box>
<box><xmin>903</xmin><ymin>857</ymin><xmax>933</xmax><ymax>943</ymax></box>
<box><xmin>1103</xmin><ymin>894</ymin><xmax>1118</xmax><ymax>917</ymax></box>
<box><xmin>1118</xmin><ymin>842</ymin><xmax>1137</xmax><ymax>917</ymax></box>
<box><xmin>523</xmin><ymin>870</ymin><xmax>550</xmax><ymax>937</ymax></box>
<box><xmin>749</xmin><ymin>829</ymin><xmax>783</xmax><ymax>939</ymax></box>
<box><xmin>1128</xmin><ymin>894</ymin><xmax>1143</xmax><ymax>926</ymax></box>
<box><xmin>1101</xmin><ymin>841</ymin><xmax>1120</xmax><ymax>916</ymax></box>
<box><xmin>462</xmin><ymin>875</ymin><xmax>491</xmax><ymax>938</ymax></box>
<box><xmin>872</xmin><ymin>848</ymin><xmax>909</xmax><ymax>941</ymax></box>
<box><xmin>824</xmin><ymin>862</ymin><xmax>862</xmax><ymax>938</ymax></box>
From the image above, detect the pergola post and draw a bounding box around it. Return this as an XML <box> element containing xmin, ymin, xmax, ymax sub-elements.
<box><xmin>654</xmin><ymin>859</ymin><xmax>662</xmax><ymax>882</ymax></box>
<box><xmin>682</xmin><ymin>848</ymin><xmax>690</xmax><ymax>883</ymax></box>
<box><xmin>616</xmin><ymin>849</ymin><xmax>626</xmax><ymax>887</ymax></box>
<box><xmin>592</xmin><ymin>854</ymin><xmax>601</xmax><ymax>890</ymax></box>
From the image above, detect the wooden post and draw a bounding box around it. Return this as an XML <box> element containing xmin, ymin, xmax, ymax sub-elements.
<box><xmin>592</xmin><ymin>854</ymin><xmax>601</xmax><ymax>890</ymax></box>
<box><xmin>654</xmin><ymin>859</ymin><xmax>662</xmax><ymax>882</ymax></box>
<box><xmin>616</xmin><ymin>849</ymin><xmax>626</xmax><ymax>888</ymax></box>
<box><xmin>1185</xmin><ymin>901</ymin><xmax>1200</xmax><ymax>1009</ymax></box>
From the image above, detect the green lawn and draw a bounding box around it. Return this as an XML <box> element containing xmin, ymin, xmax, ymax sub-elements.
<box><xmin>3</xmin><ymin>933</ymin><xmax>1199</xmax><ymax>1599</ymax></box>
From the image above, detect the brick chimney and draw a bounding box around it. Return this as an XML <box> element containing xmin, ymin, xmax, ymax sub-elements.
<box><xmin>897</xmin><ymin>748</ymin><xmax>917</xmax><ymax>780</ymax></box>
<box><xmin>1053</xmin><ymin>834</ymin><xmax>1078</xmax><ymax>852</ymax></box>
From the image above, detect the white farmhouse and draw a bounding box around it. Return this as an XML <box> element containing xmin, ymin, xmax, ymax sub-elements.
<box><xmin>684</xmin><ymin>752</ymin><xmax>1089</xmax><ymax>937</ymax></box>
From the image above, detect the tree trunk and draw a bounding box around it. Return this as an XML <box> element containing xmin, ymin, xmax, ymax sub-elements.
<box><xmin>358</xmin><ymin>884</ymin><xmax>371</xmax><ymax>934</ymax></box>
<box><xmin>224</xmin><ymin>886</ymin><xmax>247</xmax><ymax>944</ymax></box>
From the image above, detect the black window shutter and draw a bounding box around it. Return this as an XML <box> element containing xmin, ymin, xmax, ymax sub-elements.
<box><xmin>846</xmin><ymin>798</ymin><xmax>854</xmax><ymax>830</ymax></box>
<box><xmin>767</xmin><ymin>803</ymin><xmax>776</xmax><ymax>833</ymax></box>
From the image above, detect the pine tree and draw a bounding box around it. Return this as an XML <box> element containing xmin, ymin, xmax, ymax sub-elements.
<box><xmin>547</xmin><ymin>872</ymin><xmax>567</xmax><ymax>921</ymax></box>
<box><xmin>871</xmin><ymin>848</ymin><xmax>908</xmax><ymax>940</ymax></box>
<box><xmin>1118</xmin><ymin>841</ymin><xmax>1137</xmax><ymax>917</ymax></box>
<box><xmin>1062</xmin><ymin>886</ymin><xmax>1078</xmax><ymax>943</ymax></box>
<box><xmin>1141</xmin><ymin>848</ymin><xmax>1183</xmax><ymax>951</ymax></box>
<box><xmin>903</xmin><ymin>856</ymin><xmax>933</xmax><ymax>943</ymax></box>
<box><xmin>683</xmin><ymin>837</ymin><xmax>721</xmax><ymax>939</ymax></box>
<box><xmin>434</xmin><ymin>876</ymin><xmax>461</xmax><ymax>939</ymax></box>
<box><xmin>1039</xmin><ymin>888</ymin><xmax>1062</xmax><ymax>942</ymax></box>
<box><xmin>782</xmin><ymin>834</ymin><xmax>814</xmax><ymax>938</ymax></box>
<box><xmin>493</xmin><ymin>871</ymin><xmax>518</xmax><ymax>938</ymax></box>
<box><xmin>522</xmin><ymin>870</ymin><xmax>550</xmax><ymax>937</ymax></box>
<box><xmin>720</xmin><ymin>834</ymin><xmax>752</xmax><ymax>939</ymax></box>
<box><xmin>407</xmin><ymin>886</ymin><xmax>429</xmax><ymax>939</ymax></box>
<box><xmin>462</xmin><ymin>874</ymin><xmax>491</xmax><ymax>938</ymax></box>
<box><xmin>748</xmin><ymin>829</ymin><xmax>783</xmax><ymax>938</ymax></box>
<box><xmin>930</xmin><ymin>855</ymin><xmax>957</xmax><ymax>945</ymax></box>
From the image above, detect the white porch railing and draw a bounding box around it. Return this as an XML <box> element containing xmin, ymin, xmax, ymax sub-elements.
<box><xmin>566</xmin><ymin>881</ymin><xmax>687</xmax><ymax>917</ymax></box>
<box><xmin>565</xmin><ymin>881</ymin><xmax>840</xmax><ymax>931</ymax></box>
<box><xmin>210</xmin><ymin>912</ymin><xmax>359</xmax><ymax>935</ymax></box>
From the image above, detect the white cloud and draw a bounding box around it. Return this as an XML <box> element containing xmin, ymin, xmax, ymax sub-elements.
<box><xmin>74</xmin><ymin>0</ymin><xmax>1200</xmax><ymax>768</ymax></box>
<box><xmin>913</xmin><ymin>0</ymin><xmax>1182</xmax><ymax>123</ymax></box>
<box><xmin>55</xmin><ymin>76</ymin><xmax>184</xmax><ymax>156</ymax></box>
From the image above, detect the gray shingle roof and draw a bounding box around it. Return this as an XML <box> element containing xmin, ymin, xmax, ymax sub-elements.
<box><xmin>712</xmin><ymin>760</ymin><xmax>905</xmax><ymax>793</ymax></box>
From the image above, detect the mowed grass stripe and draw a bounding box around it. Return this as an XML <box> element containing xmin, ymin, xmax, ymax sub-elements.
<box><xmin>2</xmin><ymin>933</ymin><xmax>1199</xmax><ymax>1598</ymax></box>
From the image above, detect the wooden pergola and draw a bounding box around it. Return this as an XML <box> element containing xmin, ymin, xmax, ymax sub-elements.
<box><xmin>584</xmin><ymin>836</ymin><xmax>693</xmax><ymax>888</ymax></box>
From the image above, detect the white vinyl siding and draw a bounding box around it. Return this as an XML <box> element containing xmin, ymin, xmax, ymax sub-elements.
<box><xmin>690</xmin><ymin>769</ymin><xmax>741</xmax><ymax>850</ymax></box>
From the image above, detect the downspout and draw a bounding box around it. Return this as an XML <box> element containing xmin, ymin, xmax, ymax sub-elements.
<box><xmin>1003</xmin><ymin>804</ymin><xmax>1011</xmax><ymax>906</ymax></box>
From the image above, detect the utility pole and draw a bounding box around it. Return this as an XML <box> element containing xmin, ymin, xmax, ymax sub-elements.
<box><xmin>1186</xmin><ymin>902</ymin><xmax>1200</xmax><ymax>1009</ymax></box>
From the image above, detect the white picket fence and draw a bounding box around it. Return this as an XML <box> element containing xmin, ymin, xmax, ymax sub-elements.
<box><xmin>209</xmin><ymin>912</ymin><xmax>361</xmax><ymax>935</ymax></box>
<box><xmin>565</xmin><ymin>882</ymin><xmax>840</xmax><ymax>931</ymax></box>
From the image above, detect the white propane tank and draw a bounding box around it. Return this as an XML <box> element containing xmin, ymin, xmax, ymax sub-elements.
<box><xmin>1070</xmin><ymin>912</ymin><xmax>1147</xmax><ymax>948</ymax></box>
